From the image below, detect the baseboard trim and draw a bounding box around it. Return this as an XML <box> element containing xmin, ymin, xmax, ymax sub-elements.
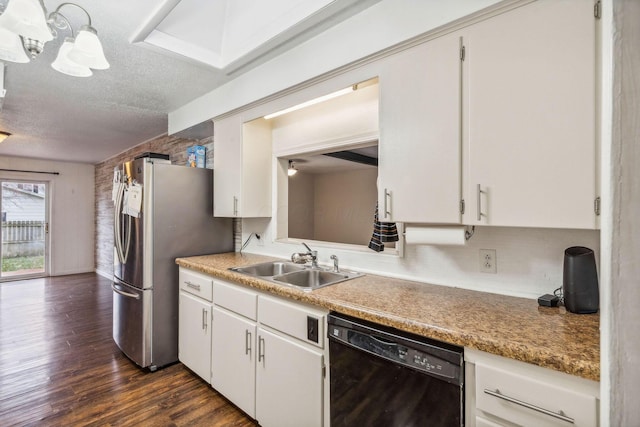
<box><xmin>95</xmin><ymin>269</ymin><xmax>113</xmax><ymax>280</ymax></box>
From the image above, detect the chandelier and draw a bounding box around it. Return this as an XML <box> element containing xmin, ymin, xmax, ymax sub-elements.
<box><xmin>0</xmin><ymin>0</ymin><xmax>109</xmax><ymax>77</ymax></box>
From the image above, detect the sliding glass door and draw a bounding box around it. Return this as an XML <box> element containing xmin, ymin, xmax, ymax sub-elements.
<box><xmin>0</xmin><ymin>181</ymin><xmax>49</xmax><ymax>279</ymax></box>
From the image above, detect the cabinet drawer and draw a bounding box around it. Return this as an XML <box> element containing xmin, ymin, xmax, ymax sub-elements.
<box><xmin>179</xmin><ymin>268</ymin><xmax>213</xmax><ymax>302</ymax></box>
<box><xmin>213</xmin><ymin>280</ymin><xmax>258</xmax><ymax>320</ymax></box>
<box><xmin>258</xmin><ymin>295</ymin><xmax>326</xmax><ymax>348</ymax></box>
<box><xmin>475</xmin><ymin>362</ymin><xmax>597</xmax><ymax>427</ymax></box>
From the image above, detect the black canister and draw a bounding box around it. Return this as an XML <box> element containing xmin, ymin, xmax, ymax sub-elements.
<box><xmin>563</xmin><ymin>246</ymin><xmax>599</xmax><ymax>314</ymax></box>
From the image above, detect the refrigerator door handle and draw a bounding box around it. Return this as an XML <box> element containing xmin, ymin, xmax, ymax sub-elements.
<box><xmin>112</xmin><ymin>283</ymin><xmax>141</xmax><ymax>300</ymax></box>
<box><xmin>113</xmin><ymin>179</ymin><xmax>133</xmax><ymax>265</ymax></box>
<box><xmin>114</xmin><ymin>182</ymin><xmax>124</xmax><ymax>263</ymax></box>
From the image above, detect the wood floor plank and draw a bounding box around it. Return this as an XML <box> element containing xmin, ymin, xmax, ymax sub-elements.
<box><xmin>0</xmin><ymin>273</ymin><xmax>256</xmax><ymax>427</ymax></box>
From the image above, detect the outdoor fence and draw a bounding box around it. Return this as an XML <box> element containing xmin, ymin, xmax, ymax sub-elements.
<box><xmin>1</xmin><ymin>220</ymin><xmax>45</xmax><ymax>258</ymax></box>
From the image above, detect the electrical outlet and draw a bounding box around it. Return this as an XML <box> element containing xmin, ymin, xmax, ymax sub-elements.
<box><xmin>479</xmin><ymin>249</ymin><xmax>497</xmax><ymax>274</ymax></box>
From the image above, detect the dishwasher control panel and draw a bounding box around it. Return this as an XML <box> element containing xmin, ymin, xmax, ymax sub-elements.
<box><xmin>329</xmin><ymin>322</ymin><xmax>461</xmax><ymax>382</ymax></box>
<box><xmin>407</xmin><ymin>348</ymin><xmax>456</xmax><ymax>379</ymax></box>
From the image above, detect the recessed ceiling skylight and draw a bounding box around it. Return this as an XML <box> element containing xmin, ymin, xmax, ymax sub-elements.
<box><xmin>130</xmin><ymin>0</ymin><xmax>338</xmax><ymax>72</ymax></box>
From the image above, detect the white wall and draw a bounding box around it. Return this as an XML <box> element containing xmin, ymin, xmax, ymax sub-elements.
<box><xmin>313</xmin><ymin>169</ymin><xmax>377</xmax><ymax>246</ymax></box>
<box><xmin>604</xmin><ymin>0</ymin><xmax>640</xmax><ymax>424</ymax></box>
<box><xmin>288</xmin><ymin>171</ymin><xmax>314</xmax><ymax>239</ymax></box>
<box><xmin>288</xmin><ymin>168</ymin><xmax>378</xmax><ymax>246</ymax></box>
<box><xmin>0</xmin><ymin>157</ymin><xmax>95</xmax><ymax>276</ymax></box>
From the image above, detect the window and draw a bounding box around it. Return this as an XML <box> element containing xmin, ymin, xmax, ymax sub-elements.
<box><xmin>285</xmin><ymin>145</ymin><xmax>379</xmax><ymax>247</ymax></box>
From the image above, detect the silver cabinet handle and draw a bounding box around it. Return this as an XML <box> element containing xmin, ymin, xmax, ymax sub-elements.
<box><xmin>202</xmin><ymin>308</ymin><xmax>208</xmax><ymax>330</ymax></box>
<box><xmin>258</xmin><ymin>336</ymin><xmax>265</xmax><ymax>363</ymax></box>
<box><xmin>476</xmin><ymin>184</ymin><xmax>483</xmax><ymax>221</ymax></box>
<box><xmin>245</xmin><ymin>330</ymin><xmax>252</xmax><ymax>356</ymax></box>
<box><xmin>233</xmin><ymin>196</ymin><xmax>238</xmax><ymax>216</ymax></box>
<box><xmin>112</xmin><ymin>283</ymin><xmax>140</xmax><ymax>300</ymax></box>
<box><xmin>185</xmin><ymin>281</ymin><xmax>201</xmax><ymax>291</ymax></box>
<box><xmin>383</xmin><ymin>188</ymin><xmax>391</xmax><ymax>219</ymax></box>
<box><xmin>483</xmin><ymin>389</ymin><xmax>574</xmax><ymax>424</ymax></box>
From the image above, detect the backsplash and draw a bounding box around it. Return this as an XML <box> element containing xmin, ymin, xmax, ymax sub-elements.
<box><xmin>240</xmin><ymin>218</ymin><xmax>600</xmax><ymax>299</ymax></box>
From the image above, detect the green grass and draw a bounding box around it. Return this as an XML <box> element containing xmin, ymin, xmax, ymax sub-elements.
<box><xmin>2</xmin><ymin>255</ymin><xmax>44</xmax><ymax>272</ymax></box>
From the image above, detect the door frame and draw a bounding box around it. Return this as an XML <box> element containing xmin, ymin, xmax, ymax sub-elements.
<box><xmin>0</xmin><ymin>178</ymin><xmax>51</xmax><ymax>281</ymax></box>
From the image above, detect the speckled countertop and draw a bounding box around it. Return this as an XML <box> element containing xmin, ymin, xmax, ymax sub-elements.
<box><xmin>176</xmin><ymin>252</ymin><xmax>600</xmax><ymax>381</ymax></box>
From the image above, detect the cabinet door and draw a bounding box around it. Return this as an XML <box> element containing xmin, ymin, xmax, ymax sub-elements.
<box><xmin>378</xmin><ymin>31</ymin><xmax>462</xmax><ymax>223</ymax></box>
<box><xmin>211</xmin><ymin>307</ymin><xmax>256</xmax><ymax>418</ymax></box>
<box><xmin>241</xmin><ymin>118</ymin><xmax>272</xmax><ymax>217</ymax></box>
<box><xmin>476</xmin><ymin>416</ymin><xmax>505</xmax><ymax>427</ymax></box>
<box><xmin>178</xmin><ymin>292</ymin><xmax>211</xmax><ymax>382</ymax></box>
<box><xmin>256</xmin><ymin>327</ymin><xmax>324</xmax><ymax>427</ymax></box>
<box><xmin>464</xmin><ymin>0</ymin><xmax>596</xmax><ymax>228</ymax></box>
<box><xmin>213</xmin><ymin>115</ymin><xmax>242</xmax><ymax>217</ymax></box>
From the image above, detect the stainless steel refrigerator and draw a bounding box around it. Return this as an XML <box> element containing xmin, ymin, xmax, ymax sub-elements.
<box><xmin>112</xmin><ymin>153</ymin><xmax>233</xmax><ymax>371</ymax></box>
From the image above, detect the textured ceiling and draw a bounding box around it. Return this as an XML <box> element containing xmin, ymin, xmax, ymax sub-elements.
<box><xmin>0</xmin><ymin>0</ymin><xmax>376</xmax><ymax>164</ymax></box>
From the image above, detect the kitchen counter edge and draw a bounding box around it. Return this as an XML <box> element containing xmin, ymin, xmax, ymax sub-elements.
<box><xmin>176</xmin><ymin>252</ymin><xmax>599</xmax><ymax>382</ymax></box>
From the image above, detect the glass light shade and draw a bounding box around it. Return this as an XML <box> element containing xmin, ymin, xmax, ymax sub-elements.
<box><xmin>67</xmin><ymin>25</ymin><xmax>109</xmax><ymax>70</ymax></box>
<box><xmin>0</xmin><ymin>0</ymin><xmax>53</xmax><ymax>42</ymax></box>
<box><xmin>288</xmin><ymin>161</ymin><xmax>297</xmax><ymax>176</ymax></box>
<box><xmin>0</xmin><ymin>27</ymin><xmax>29</xmax><ymax>63</ymax></box>
<box><xmin>51</xmin><ymin>38</ymin><xmax>92</xmax><ymax>77</ymax></box>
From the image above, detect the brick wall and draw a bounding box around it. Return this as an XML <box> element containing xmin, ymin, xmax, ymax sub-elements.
<box><xmin>94</xmin><ymin>134</ymin><xmax>218</xmax><ymax>275</ymax></box>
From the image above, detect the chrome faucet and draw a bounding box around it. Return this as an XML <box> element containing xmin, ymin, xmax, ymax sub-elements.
<box><xmin>330</xmin><ymin>255</ymin><xmax>339</xmax><ymax>273</ymax></box>
<box><xmin>291</xmin><ymin>242</ymin><xmax>319</xmax><ymax>269</ymax></box>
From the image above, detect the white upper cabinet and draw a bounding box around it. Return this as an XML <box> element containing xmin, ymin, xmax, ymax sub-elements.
<box><xmin>463</xmin><ymin>0</ymin><xmax>597</xmax><ymax>229</ymax></box>
<box><xmin>378</xmin><ymin>31</ymin><xmax>462</xmax><ymax>224</ymax></box>
<box><xmin>213</xmin><ymin>115</ymin><xmax>272</xmax><ymax>217</ymax></box>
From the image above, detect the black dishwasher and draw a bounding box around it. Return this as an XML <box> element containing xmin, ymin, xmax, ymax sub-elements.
<box><xmin>328</xmin><ymin>312</ymin><xmax>464</xmax><ymax>427</ymax></box>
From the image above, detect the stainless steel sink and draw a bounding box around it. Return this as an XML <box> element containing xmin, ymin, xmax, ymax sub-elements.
<box><xmin>230</xmin><ymin>260</ymin><xmax>363</xmax><ymax>291</ymax></box>
<box><xmin>231</xmin><ymin>261</ymin><xmax>305</xmax><ymax>276</ymax></box>
<box><xmin>272</xmin><ymin>269</ymin><xmax>352</xmax><ymax>289</ymax></box>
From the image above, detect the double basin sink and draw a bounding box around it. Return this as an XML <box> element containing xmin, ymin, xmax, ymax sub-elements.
<box><xmin>230</xmin><ymin>261</ymin><xmax>363</xmax><ymax>291</ymax></box>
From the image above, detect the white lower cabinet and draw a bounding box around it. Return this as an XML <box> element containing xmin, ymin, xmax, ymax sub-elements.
<box><xmin>178</xmin><ymin>292</ymin><xmax>212</xmax><ymax>382</ymax></box>
<box><xmin>255</xmin><ymin>327</ymin><xmax>324</xmax><ymax>427</ymax></box>
<box><xmin>210</xmin><ymin>307</ymin><xmax>257</xmax><ymax>418</ymax></box>
<box><xmin>180</xmin><ymin>273</ymin><xmax>329</xmax><ymax>427</ymax></box>
<box><xmin>178</xmin><ymin>268</ymin><xmax>213</xmax><ymax>383</ymax></box>
<box><xmin>475</xmin><ymin>416</ymin><xmax>503</xmax><ymax>427</ymax></box>
<box><xmin>465</xmin><ymin>348</ymin><xmax>599</xmax><ymax>427</ymax></box>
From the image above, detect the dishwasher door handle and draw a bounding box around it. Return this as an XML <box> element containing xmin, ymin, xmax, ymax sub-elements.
<box><xmin>370</xmin><ymin>334</ymin><xmax>398</xmax><ymax>347</ymax></box>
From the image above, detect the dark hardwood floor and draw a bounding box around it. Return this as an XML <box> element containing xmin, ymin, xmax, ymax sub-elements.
<box><xmin>0</xmin><ymin>273</ymin><xmax>256</xmax><ymax>426</ymax></box>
